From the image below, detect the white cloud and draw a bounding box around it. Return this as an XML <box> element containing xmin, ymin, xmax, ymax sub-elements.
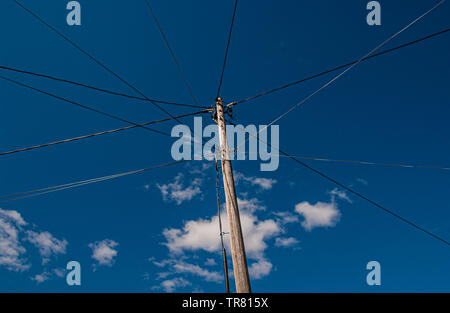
<box><xmin>160</xmin><ymin>277</ymin><xmax>191</xmax><ymax>293</ymax></box>
<box><xmin>150</xmin><ymin>258</ymin><xmax>172</xmax><ymax>268</ymax></box>
<box><xmin>150</xmin><ymin>258</ymin><xmax>222</xmax><ymax>289</ymax></box>
<box><xmin>235</xmin><ymin>172</ymin><xmax>277</xmax><ymax>190</ymax></box>
<box><xmin>295</xmin><ymin>201</ymin><xmax>341</xmax><ymax>231</ymax></box>
<box><xmin>163</xmin><ymin>211</ymin><xmax>280</xmax><ymax>260</ymax></box>
<box><xmin>26</xmin><ymin>231</ymin><xmax>67</xmax><ymax>264</ymax></box>
<box><xmin>31</xmin><ymin>271</ymin><xmax>50</xmax><ymax>284</ymax></box>
<box><xmin>0</xmin><ymin>212</ymin><xmax>29</xmax><ymax>272</ymax></box>
<box><xmin>89</xmin><ymin>239</ymin><xmax>118</xmax><ymax>267</ymax></box>
<box><xmin>0</xmin><ymin>209</ymin><xmax>27</xmax><ymax>226</ymax></box>
<box><xmin>172</xmin><ymin>261</ymin><xmax>222</xmax><ymax>283</ymax></box>
<box><xmin>163</xmin><ymin>216</ymin><xmax>221</xmax><ymax>254</ymax></box>
<box><xmin>204</xmin><ymin>258</ymin><xmax>217</xmax><ymax>266</ymax></box>
<box><xmin>157</xmin><ymin>173</ymin><xmax>202</xmax><ymax>205</ymax></box>
<box><xmin>0</xmin><ymin>209</ymin><xmax>69</xmax><ymax>274</ymax></box>
<box><xmin>250</xmin><ymin>177</ymin><xmax>277</xmax><ymax>190</ymax></box>
<box><xmin>237</xmin><ymin>197</ymin><xmax>266</xmax><ymax>213</ymax></box>
<box><xmin>356</xmin><ymin>178</ymin><xmax>368</xmax><ymax>186</ymax></box>
<box><xmin>273</xmin><ymin>211</ymin><xmax>299</xmax><ymax>225</ymax></box>
<box><xmin>188</xmin><ymin>162</ymin><xmax>213</xmax><ymax>175</ymax></box>
<box><xmin>241</xmin><ymin>215</ymin><xmax>280</xmax><ymax>259</ymax></box>
<box><xmin>275</xmin><ymin>237</ymin><xmax>299</xmax><ymax>248</ymax></box>
<box><xmin>53</xmin><ymin>268</ymin><xmax>65</xmax><ymax>278</ymax></box>
<box><xmin>248</xmin><ymin>259</ymin><xmax>273</xmax><ymax>279</ymax></box>
<box><xmin>157</xmin><ymin>272</ymin><xmax>171</xmax><ymax>280</ymax></box>
<box><xmin>329</xmin><ymin>188</ymin><xmax>352</xmax><ymax>203</ymax></box>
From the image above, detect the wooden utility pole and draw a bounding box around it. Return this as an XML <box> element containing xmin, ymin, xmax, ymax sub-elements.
<box><xmin>215</xmin><ymin>97</ymin><xmax>251</xmax><ymax>293</ymax></box>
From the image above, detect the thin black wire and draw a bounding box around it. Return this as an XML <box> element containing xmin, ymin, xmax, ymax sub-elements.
<box><xmin>144</xmin><ymin>0</ymin><xmax>200</xmax><ymax>107</ymax></box>
<box><xmin>12</xmin><ymin>0</ymin><xmax>194</xmax><ymax>126</ymax></box>
<box><xmin>231</xmin><ymin>151</ymin><xmax>450</xmax><ymax>171</ymax></box>
<box><xmin>0</xmin><ymin>109</ymin><xmax>209</xmax><ymax>157</ymax></box>
<box><xmin>0</xmin><ymin>65</ymin><xmax>205</xmax><ymax>108</ymax></box>
<box><xmin>0</xmin><ymin>174</ymin><xmax>125</xmax><ymax>201</ymax></box>
<box><xmin>230</xmin><ymin>27</ymin><xmax>450</xmax><ymax>107</ymax></box>
<box><xmin>0</xmin><ymin>160</ymin><xmax>187</xmax><ymax>204</ymax></box>
<box><xmin>216</xmin><ymin>0</ymin><xmax>238</xmax><ymax>99</ymax></box>
<box><xmin>0</xmin><ymin>73</ymin><xmax>170</xmax><ymax>137</ymax></box>
<box><xmin>281</xmin><ymin>155</ymin><xmax>450</xmax><ymax>171</ymax></box>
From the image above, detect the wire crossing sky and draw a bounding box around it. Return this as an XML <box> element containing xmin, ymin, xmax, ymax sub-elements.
<box><xmin>0</xmin><ymin>1</ymin><xmax>449</xmax><ymax>293</ymax></box>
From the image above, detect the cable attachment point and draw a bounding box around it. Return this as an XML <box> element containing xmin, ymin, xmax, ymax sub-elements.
<box><xmin>211</xmin><ymin>110</ymin><xmax>218</xmax><ymax>124</ymax></box>
<box><xmin>225</xmin><ymin>105</ymin><xmax>233</xmax><ymax>119</ymax></box>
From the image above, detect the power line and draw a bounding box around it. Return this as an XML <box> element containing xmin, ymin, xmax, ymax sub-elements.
<box><xmin>0</xmin><ymin>109</ymin><xmax>210</xmax><ymax>157</ymax></box>
<box><xmin>0</xmin><ymin>73</ymin><xmax>170</xmax><ymax>137</ymax></box>
<box><xmin>216</xmin><ymin>0</ymin><xmax>238</xmax><ymax>99</ymax></box>
<box><xmin>0</xmin><ymin>65</ymin><xmax>206</xmax><ymax>108</ymax></box>
<box><xmin>0</xmin><ymin>173</ymin><xmax>127</xmax><ymax>201</ymax></box>
<box><xmin>229</xmin><ymin>152</ymin><xmax>450</xmax><ymax>171</ymax></box>
<box><xmin>0</xmin><ymin>160</ymin><xmax>187</xmax><ymax>204</ymax></box>
<box><xmin>229</xmin><ymin>27</ymin><xmax>450</xmax><ymax>107</ymax></box>
<box><xmin>279</xmin><ymin>155</ymin><xmax>450</xmax><ymax>171</ymax></box>
<box><xmin>12</xmin><ymin>0</ymin><xmax>195</xmax><ymax>126</ymax></box>
<box><xmin>144</xmin><ymin>0</ymin><xmax>200</xmax><ymax>107</ymax></box>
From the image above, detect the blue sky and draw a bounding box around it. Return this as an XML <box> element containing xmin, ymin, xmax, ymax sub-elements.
<box><xmin>0</xmin><ymin>0</ymin><xmax>449</xmax><ymax>292</ymax></box>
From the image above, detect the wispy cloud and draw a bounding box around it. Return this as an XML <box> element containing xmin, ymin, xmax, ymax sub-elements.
<box><xmin>204</xmin><ymin>258</ymin><xmax>217</xmax><ymax>266</ymax></box>
<box><xmin>31</xmin><ymin>271</ymin><xmax>51</xmax><ymax>284</ymax></box>
<box><xmin>159</xmin><ymin>277</ymin><xmax>191</xmax><ymax>293</ymax></box>
<box><xmin>0</xmin><ymin>209</ymin><xmax>30</xmax><ymax>272</ymax></box>
<box><xmin>275</xmin><ymin>237</ymin><xmax>299</xmax><ymax>248</ymax></box>
<box><xmin>329</xmin><ymin>188</ymin><xmax>352</xmax><ymax>203</ymax></box>
<box><xmin>157</xmin><ymin>173</ymin><xmax>202</xmax><ymax>205</ymax></box>
<box><xmin>237</xmin><ymin>197</ymin><xmax>266</xmax><ymax>213</ymax></box>
<box><xmin>150</xmin><ymin>258</ymin><xmax>222</xmax><ymax>291</ymax></box>
<box><xmin>172</xmin><ymin>261</ymin><xmax>222</xmax><ymax>283</ymax></box>
<box><xmin>26</xmin><ymin>231</ymin><xmax>67</xmax><ymax>265</ymax></box>
<box><xmin>273</xmin><ymin>211</ymin><xmax>299</xmax><ymax>225</ymax></box>
<box><xmin>356</xmin><ymin>178</ymin><xmax>368</xmax><ymax>186</ymax></box>
<box><xmin>235</xmin><ymin>172</ymin><xmax>277</xmax><ymax>190</ymax></box>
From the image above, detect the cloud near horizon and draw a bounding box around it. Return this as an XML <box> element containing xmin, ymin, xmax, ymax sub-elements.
<box><xmin>0</xmin><ymin>208</ymin><xmax>67</xmax><ymax>273</ymax></box>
